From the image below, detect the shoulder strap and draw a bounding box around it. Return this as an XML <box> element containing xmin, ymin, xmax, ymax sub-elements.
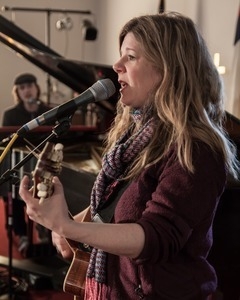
<box><xmin>93</xmin><ymin>181</ymin><xmax>130</xmax><ymax>223</ymax></box>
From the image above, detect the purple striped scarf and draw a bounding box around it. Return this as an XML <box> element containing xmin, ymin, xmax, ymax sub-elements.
<box><xmin>87</xmin><ymin>111</ymin><xmax>154</xmax><ymax>283</ymax></box>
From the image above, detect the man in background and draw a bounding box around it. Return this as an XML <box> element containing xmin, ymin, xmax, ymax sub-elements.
<box><xmin>1</xmin><ymin>73</ymin><xmax>50</xmax><ymax>255</ymax></box>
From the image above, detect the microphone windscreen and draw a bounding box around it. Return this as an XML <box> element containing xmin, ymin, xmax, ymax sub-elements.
<box><xmin>90</xmin><ymin>78</ymin><xmax>116</xmax><ymax>102</ymax></box>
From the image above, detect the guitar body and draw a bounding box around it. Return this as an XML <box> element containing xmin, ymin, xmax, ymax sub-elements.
<box><xmin>63</xmin><ymin>248</ymin><xmax>91</xmax><ymax>298</ymax></box>
<box><xmin>33</xmin><ymin>142</ymin><xmax>91</xmax><ymax>299</ymax></box>
<box><xmin>63</xmin><ymin>206</ymin><xmax>91</xmax><ymax>299</ymax></box>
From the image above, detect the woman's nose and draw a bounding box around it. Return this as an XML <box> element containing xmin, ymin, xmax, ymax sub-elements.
<box><xmin>113</xmin><ymin>59</ymin><xmax>124</xmax><ymax>73</ymax></box>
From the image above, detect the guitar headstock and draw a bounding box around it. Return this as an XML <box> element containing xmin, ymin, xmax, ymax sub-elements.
<box><xmin>32</xmin><ymin>142</ymin><xmax>64</xmax><ymax>202</ymax></box>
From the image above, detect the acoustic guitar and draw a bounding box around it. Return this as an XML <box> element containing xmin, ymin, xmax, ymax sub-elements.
<box><xmin>32</xmin><ymin>141</ymin><xmax>91</xmax><ymax>300</ymax></box>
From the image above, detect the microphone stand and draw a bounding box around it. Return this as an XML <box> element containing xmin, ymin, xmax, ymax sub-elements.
<box><xmin>0</xmin><ymin>117</ymin><xmax>71</xmax><ymax>299</ymax></box>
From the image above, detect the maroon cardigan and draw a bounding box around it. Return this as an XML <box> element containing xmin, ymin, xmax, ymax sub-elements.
<box><xmin>105</xmin><ymin>142</ymin><xmax>226</xmax><ymax>300</ymax></box>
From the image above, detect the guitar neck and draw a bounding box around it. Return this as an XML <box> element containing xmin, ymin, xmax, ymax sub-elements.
<box><xmin>33</xmin><ymin>141</ymin><xmax>91</xmax><ymax>299</ymax></box>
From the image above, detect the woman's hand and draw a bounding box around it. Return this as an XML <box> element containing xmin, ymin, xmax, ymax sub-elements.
<box><xmin>19</xmin><ymin>176</ymin><xmax>145</xmax><ymax>259</ymax></box>
<box><xmin>52</xmin><ymin>231</ymin><xmax>73</xmax><ymax>259</ymax></box>
<box><xmin>19</xmin><ymin>175</ymin><xmax>71</xmax><ymax>234</ymax></box>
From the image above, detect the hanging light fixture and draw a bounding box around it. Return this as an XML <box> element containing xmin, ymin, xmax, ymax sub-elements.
<box><xmin>56</xmin><ymin>14</ymin><xmax>73</xmax><ymax>31</ymax></box>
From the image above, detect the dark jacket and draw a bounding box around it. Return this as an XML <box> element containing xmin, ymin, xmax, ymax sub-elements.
<box><xmin>0</xmin><ymin>101</ymin><xmax>51</xmax><ymax>197</ymax></box>
<box><xmin>2</xmin><ymin>101</ymin><xmax>50</xmax><ymax>126</ymax></box>
<box><xmin>106</xmin><ymin>142</ymin><xmax>226</xmax><ymax>300</ymax></box>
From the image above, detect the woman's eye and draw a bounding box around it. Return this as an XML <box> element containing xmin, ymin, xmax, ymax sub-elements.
<box><xmin>128</xmin><ymin>55</ymin><xmax>135</xmax><ymax>61</ymax></box>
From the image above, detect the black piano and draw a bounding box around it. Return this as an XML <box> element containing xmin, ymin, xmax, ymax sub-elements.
<box><xmin>0</xmin><ymin>13</ymin><xmax>119</xmax><ymax>211</ymax></box>
<box><xmin>0</xmin><ymin>14</ymin><xmax>240</xmax><ymax>299</ymax></box>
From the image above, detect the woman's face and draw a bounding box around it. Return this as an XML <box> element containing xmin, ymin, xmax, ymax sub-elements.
<box><xmin>113</xmin><ymin>32</ymin><xmax>161</xmax><ymax>108</ymax></box>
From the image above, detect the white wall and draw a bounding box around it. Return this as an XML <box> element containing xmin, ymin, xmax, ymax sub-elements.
<box><xmin>0</xmin><ymin>0</ymin><xmax>97</xmax><ymax>120</ymax></box>
<box><xmin>93</xmin><ymin>0</ymin><xmax>239</xmax><ymax>113</ymax></box>
<box><xmin>0</xmin><ymin>0</ymin><xmax>239</xmax><ymax>124</ymax></box>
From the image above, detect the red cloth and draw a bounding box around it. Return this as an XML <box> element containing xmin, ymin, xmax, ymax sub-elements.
<box><xmin>84</xmin><ymin>277</ymin><xmax>107</xmax><ymax>300</ymax></box>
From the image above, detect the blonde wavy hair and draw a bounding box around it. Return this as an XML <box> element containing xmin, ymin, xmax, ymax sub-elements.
<box><xmin>105</xmin><ymin>12</ymin><xmax>239</xmax><ymax>180</ymax></box>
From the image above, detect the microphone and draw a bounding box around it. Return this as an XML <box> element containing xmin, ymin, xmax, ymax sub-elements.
<box><xmin>17</xmin><ymin>78</ymin><xmax>116</xmax><ymax>136</ymax></box>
